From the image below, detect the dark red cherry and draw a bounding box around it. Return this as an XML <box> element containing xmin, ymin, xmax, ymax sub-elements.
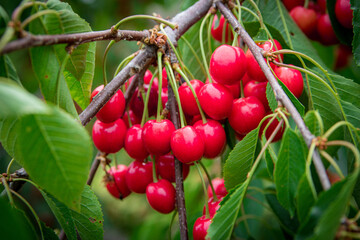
<box><xmin>273</xmin><ymin>66</ymin><xmax>304</xmax><ymax>98</ymax></box>
<box><xmin>290</xmin><ymin>6</ymin><xmax>318</xmax><ymax>37</ymax></box>
<box><xmin>170</xmin><ymin>126</ymin><xmax>205</xmax><ymax>164</ymax></box>
<box><xmin>335</xmin><ymin>0</ymin><xmax>353</xmax><ymax>29</ymax></box>
<box><xmin>317</xmin><ymin>0</ymin><xmax>327</xmax><ymax>13</ymax></box>
<box><xmin>244</xmin><ymin>80</ymin><xmax>269</xmax><ymax>110</ymax></box>
<box><xmin>193</xmin><ymin>119</ymin><xmax>226</xmax><ymax>159</ymax></box>
<box><xmin>207</xmin><ymin>178</ymin><xmax>228</xmax><ymax>198</ymax></box>
<box><xmin>210</xmin><ymin>45</ymin><xmax>247</xmax><ymax>85</ymax></box>
<box><xmin>229</xmin><ymin>97</ymin><xmax>266</xmax><ymax>135</ymax></box>
<box><xmin>91</xmin><ymin>85</ymin><xmax>125</xmax><ymax>123</ymax></box>
<box><xmin>125</xmin><ymin>160</ymin><xmax>153</xmax><ymax>193</ymax></box>
<box><xmin>156</xmin><ymin>153</ymin><xmax>190</xmax><ymax>182</ymax></box>
<box><xmin>211</xmin><ymin>14</ymin><xmax>233</xmax><ymax>42</ymax></box>
<box><xmin>335</xmin><ymin>45</ymin><xmax>352</xmax><ymax>70</ymax></box>
<box><xmin>317</xmin><ymin>14</ymin><xmax>339</xmax><ymax>45</ymax></box>
<box><xmin>146</xmin><ymin>179</ymin><xmax>176</xmax><ymax>214</ymax></box>
<box><xmin>106</xmin><ymin>165</ymin><xmax>131</xmax><ymax>199</ymax></box>
<box><xmin>202</xmin><ymin>197</ymin><xmax>223</xmax><ymax>218</ymax></box>
<box><xmin>129</xmin><ymin>86</ymin><xmax>158</xmax><ymax>119</ymax></box>
<box><xmin>282</xmin><ymin>0</ymin><xmax>305</xmax><ymax>11</ymax></box>
<box><xmin>92</xmin><ymin>118</ymin><xmax>127</xmax><ymax>153</ymax></box>
<box><xmin>178</xmin><ymin>79</ymin><xmax>205</xmax><ymax>116</ymax></box>
<box><xmin>142</xmin><ymin>119</ymin><xmax>176</xmax><ymax>156</ymax></box>
<box><xmin>122</xmin><ymin>110</ymin><xmax>141</xmax><ymax>129</ymax></box>
<box><xmin>198</xmin><ymin>83</ymin><xmax>233</xmax><ymax>120</ymax></box>
<box><xmin>124</xmin><ymin>124</ymin><xmax>149</xmax><ymax>159</ymax></box>
<box><xmin>193</xmin><ymin>216</ymin><xmax>212</xmax><ymax>240</ymax></box>
<box><xmin>259</xmin><ymin>117</ymin><xmax>285</xmax><ymax>142</ymax></box>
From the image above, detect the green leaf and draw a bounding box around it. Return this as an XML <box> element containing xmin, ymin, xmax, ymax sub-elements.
<box><xmin>0</xmin><ymin>55</ymin><xmax>21</xmax><ymax>85</ymax></box>
<box><xmin>0</xmin><ymin>79</ymin><xmax>49</xmax><ymax>117</ymax></box>
<box><xmin>331</xmin><ymin>74</ymin><xmax>360</xmax><ymax>109</ymax></box>
<box><xmin>265</xmin><ymin>147</ymin><xmax>276</xmax><ymax>179</ymax></box>
<box><xmin>207</xmin><ymin>182</ymin><xmax>249</xmax><ymax>240</ymax></box>
<box><xmin>224</xmin><ymin>127</ymin><xmax>259</xmax><ymax>190</ymax></box>
<box><xmin>296</xmin><ymin>174</ymin><xmax>316</xmax><ymax>223</ymax></box>
<box><xmin>70</xmin><ymin>185</ymin><xmax>104</xmax><ymax>240</ymax></box>
<box><xmin>0</xmin><ymin>198</ymin><xmax>38</xmax><ymax>240</ymax></box>
<box><xmin>266</xmin><ymin>82</ymin><xmax>278</xmax><ymax>112</ymax></box>
<box><xmin>327</xmin><ymin>0</ymin><xmax>353</xmax><ymax>46</ymax></box>
<box><xmin>41</xmin><ymin>222</ymin><xmax>60</xmax><ymax>240</ymax></box>
<box><xmin>352</xmin><ymin>0</ymin><xmax>360</xmax><ymax>66</ymax></box>
<box><xmin>274</xmin><ymin>128</ymin><xmax>306</xmax><ymax>216</ymax></box>
<box><xmin>303</xmin><ymin>110</ymin><xmax>322</xmax><ymax>136</ymax></box>
<box><xmin>0</xmin><ymin>5</ymin><xmax>9</xmax><ymax>36</ymax></box>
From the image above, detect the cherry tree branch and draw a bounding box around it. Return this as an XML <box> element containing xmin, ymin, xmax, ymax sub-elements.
<box><xmin>215</xmin><ymin>1</ymin><xmax>331</xmax><ymax>190</ymax></box>
<box><xmin>0</xmin><ymin>29</ymin><xmax>150</xmax><ymax>55</ymax></box>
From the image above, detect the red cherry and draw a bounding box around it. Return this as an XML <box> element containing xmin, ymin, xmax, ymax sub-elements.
<box><xmin>211</xmin><ymin>15</ymin><xmax>233</xmax><ymax>42</ymax></box>
<box><xmin>317</xmin><ymin>14</ymin><xmax>339</xmax><ymax>45</ymax></box>
<box><xmin>290</xmin><ymin>6</ymin><xmax>318</xmax><ymax>38</ymax></box>
<box><xmin>243</xmin><ymin>80</ymin><xmax>269</xmax><ymax>110</ymax></box>
<box><xmin>153</xmin><ymin>76</ymin><xmax>168</xmax><ymax>92</ymax></box>
<box><xmin>124</xmin><ymin>124</ymin><xmax>149</xmax><ymax>159</ymax></box>
<box><xmin>259</xmin><ymin>117</ymin><xmax>285</xmax><ymax>142</ymax></box>
<box><xmin>106</xmin><ymin>165</ymin><xmax>131</xmax><ymax>199</ymax></box>
<box><xmin>317</xmin><ymin>0</ymin><xmax>327</xmax><ymax>13</ymax></box>
<box><xmin>210</xmin><ymin>45</ymin><xmax>247</xmax><ymax>85</ymax></box>
<box><xmin>327</xmin><ymin>170</ymin><xmax>342</xmax><ymax>184</ymax></box>
<box><xmin>125</xmin><ymin>160</ymin><xmax>153</xmax><ymax>193</ymax></box>
<box><xmin>193</xmin><ymin>119</ymin><xmax>226</xmax><ymax>159</ymax></box>
<box><xmin>335</xmin><ymin>0</ymin><xmax>353</xmax><ymax>29</ymax></box>
<box><xmin>282</xmin><ymin>0</ymin><xmax>305</xmax><ymax>11</ymax></box>
<box><xmin>161</xmin><ymin>88</ymin><xmax>168</xmax><ymax>109</ymax></box>
<box><xmin>178</xmin><ymin>79</ymin><xmax>205</xmax><ymax>116</ymax></box>
<box><xmin>142</xmin><ymin>119</ymin><xmax>176</xmax><ymax>156</ymax></box>
<box><xmin>198</xmin><ymin>83</ymin><xmax>233</xmax><ymax>120</ymax></box>
<box><xmin>92</xmin><ymin>119</ymin><xmax>127</xmax><ymax>153</ymax></box>
<box><xmin>129</xmin><ymin>86</ymin><xmax>158</xmax><ymax>119</ymax></box>
<box><xmin>156</xmin><ymin>153</ymin><xmax>190</xmax><ymax>182</ymax></box>
<box><xmin>273</xmin><ymin>66</ymin><xmax>304</xmax><ymax>98</ymax></box>
<box><xmin>202</xmin><ymin>197</ymin><xmax>223</xmax><ymax>218</ymax></box>
<box><xmin>91</xmin><ymin>85</ymin><xmax>125</xmax><ymax>123</ymax></box>
<box><xmin>171</xmin><ymin>126</ymin><xmax>205</xmax><ymax>164</ymax></box>
<box><xmin>162</xmin><ymin>67</ymin><xmax>168</xmax><ymax>87</ymax></box>
<box><xmin>122</xmin><ymin>110</ymin><xmax>141</xmax><ymax>129</ymax></box>
<box><xmin>206</xmin><ymin>78</ymin><xmax>240</xmax><ymax>99</ymax></box>
<box><xmin>245</xmin><ymin>49</ymin><xmax>267</xmax><ymax>82</ymax></box>
<box><xmin>258</xmin><ymin>39</ymin><xmax>283</xmax><ymax>64</ymax></box>
<box><xmin>229</xmin><ymin>96</ymin><xmax>266</xmax><ymax>135</ymax></box>
<box><xmin>241</xmin><ymin>73</ymin><xmax>252</xmax><ymax>86</ymax></box>
<box><xmin>146</xmin><ymin>179</ymin><xmax>176</xmax><ymax>214</ymax></box>
<box><xmin>193</xmin><ymin>216</ymin><xmax>212</xmax><ymax>240</ymax></box>
<box><xmin>335</xmin><ymin>45</ymin><xmax>353</xmax><ymax>70</ymax></box>
<box><xmin>207</xmin><ymin>178</ymin><xmax>228</xmax><ymax>198</ymax></box>
<box><xmin>143</xmin><ymin>70</ymin><xmax>153</xmax><ymax>84</ymax></box>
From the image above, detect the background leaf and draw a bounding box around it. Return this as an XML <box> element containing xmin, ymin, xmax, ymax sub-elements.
<box><xmin>0</xmin><ymin>55</ymin><xmax>21</xmax><ymax>85</ymax></box>
<box><xmin>296</xmin><ymin>174</ymin><xmax>316</xmax><ymax>223</ymax></box>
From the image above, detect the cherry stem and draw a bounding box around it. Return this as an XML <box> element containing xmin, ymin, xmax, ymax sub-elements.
<box><xmin>165</xmin><ymin>61</ymin><xmax>186</xmax><ymax>128</ymax></box>
<box><xmin>1</xmin><ymin>176</ymin><xmax>14</xmax><ymax>205</ymax></box>
<box><xmin>102</xmin><ymin>40</ymin><xmax>115</xmax><ymax>86</ymax></box>
<box><xmin>199</xmin><ymin>13</ymin><xmax>212</xmax><ymax>82</ymax></box>
<box><xmin>151</xmin><ymin>156</ymin><xmax>158</xmax><ymax>183</ymax></box>
<box><xmin>275</xmin><ymin>0</ymin><xmax>294</xmax><ymax>49</ymax></box>
<box><xmin>21</xmin><ymin>10</ymin><xmax>60</xmax><ymax>29</ymax></box>
<box><xmin>323</xmin><ymin>121</ymin><xmax>358</xmax><ymax>139</ymax></box>
<box><xmin>319</xmin><ymin>150</ymin><xmax>344</xmax><ymax>179</ymax></box>
<box><xmin>6</xmin><ymin>158</ymin><xmax>15</xmax><ymax>177</ymax></box>
<box><xmin>113</xmin><ymin>15</ymin><xmax>177</xmax><ymax>31</ymax></box>
<box><xmin>12</xmin><ymin>2</ymin><xmax>48</xmax><ymax>22</ymax></box>
<box><xmin>157</xmin><ymin>51</ymin><xmax>163</xmax><ymax>122</ymax></box>
<box><xmin>240</xmin><ymin>80</ymin><xmax>244</xmax><ymax>98</ymax></box>
<box><xmin>140</xmin><ymin>72</ymin><xmax>157</xmax><ymax>127</ymax></box>
<box><xmin>304</xmin><ymin>0</ymin><xmax>309</xmax><ymax>8</ymax></box>
<box><xmin>113</xmin><ymin>154</ymin><xmax>119</xmax><ymax>167</ymax></box>
<box><xmin>194</xmin><ymin>161</ymin><xmax>210</xmax><ymax>219</ymax></box>
<box><xmin>175</xmin><ymin>67</ymin><xmax>207</xmax><ymax>123</ymax></box>
<box><xmin>326</xmin><ymin>140</ymin><xmax>360</xmax><ymax>170</ymax></box>
<box><xmin>180</xmin><ymin>36</ymin><xmax>207</xmax><ymax>77</ymax></box>
<box><xmin>199</xmin><ymin>161</ymin><xmax>218</xmax><ymax>201</ymax></box>
<box><xmin>168</xmin><ymin>210</ymin><xmax>178</xmax><ymax>240</ymax></box>
<box><xmin>113</xmin><ymin>53</ymin><xmax>136</xmax><ymax>78</ymax></box>
<box><xmin>207</xmin><ymin>14</ymin><xmax>214</xmax><ymax>56</ymax></box>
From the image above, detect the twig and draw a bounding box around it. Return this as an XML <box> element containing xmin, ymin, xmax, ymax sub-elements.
<box><xmin>215</xmin><ymin>1</ymin><xmax>331</xmax><ymax>190</ymax></box>
<box><xmin>1</xmin><ymin>30</ymin><xmax>150</xmax><ymax>55</ymax></box>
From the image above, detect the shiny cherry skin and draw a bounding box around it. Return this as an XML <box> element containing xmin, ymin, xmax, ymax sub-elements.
<box><xmin>198</xmin><ymin>83</ymin><xmax>233</xmax><ymax>120</ymax></box>
<box><xmin>171</xmin><ymin>126</ymin><xmax>205</xmax><ymax>164</ymax></box>
<box><xmin>122</xmin><ymin>110</ymin><xmax>141</xmax><ymax>129</ymax></box>
<box><xmin>178</xmin><ymin>79</ymin><xmax>205</xmax><ymax>116</ymax></box>
<box><xmin>142</xmin><ymin>119</ymin><xmax>176</xmax><ymax>156</ymax></box>
<box><xmin>290</xmin><ymin>6</ymin><xmax>318</xmax><ymax>37</ymax></box>
<box><xmin>210</xmin><ymin>45</ymin><xmax>247</xmax><ymax>85</ymax></box>
<box><xmin>205</xmin><ymin>78</ymin><xmax>240</xmax><ymax>99</ymax></box>
<box><xmin>229</xmin><ymin>96</ymin><xmax>266</xmax><ymax>135</ymax></box>
<box><xmin>207</xmin><ymin>177</ymin><xmax>228</xmax><ymax>198</ymax></box>
<box><xmin>146</xmin><ymin>179</ymin><xmax>176</xmax><ymax>214</ymax></box>
<box><xmin>106</xmin><ymin>165</ymin><xmax>131</xmax><ymax>199</ymax></box>
<box><xmin>211</xmin><ymin>15</ymin><xmax>233</xmax><ymax>42</ymax></box>
<box><xmin>282</xmin><ymin>0</ymin><xmax>304</xmax><ymax>11</ymax></box>
<box><xmin>161</xmin><ymin>88</ymin><xmax>168</xmax><ymax>109</ymax></box>
<box><xmin>91</xmin><ymin>85</ymin><xmax>125</xmax><ymax>123</ymax></box>
<box><xmin>193</xmin><ymin>216</ymin><xmax>212</xmax><ymax>240</ymax></box>
<box><xmin>153</xmin><ymin>76</ymin><xmax>168</xmax><ymax>92</ymax></box>
<box><xmin>335</xmin><ymin>0</ymin><xmax>353</xmax><ymax>29</ymax></box>
<box><xmin>130</xmin><ymin>86</ymin><xmax>158</xmax><ymax>119</ymax></box>
<box><xmin>317</xmin><ymin>14</ymin><xmax>339</xmax><ymax>45</ymax></box>
<box><xmin>156</xmin><ymin>153</ymin><xmax>190</xmax><ymax>182</ymax></box>
<box><xmin>92</xmin><ymin>118</ymin><xmax>127</xmax><ymax>153</ymax></box>
<box><xmin>124</xmin><ymin>124</ymin><xmax>149</xmax><ymax>159</ymax></box>
<box><xmin>143</xmin><ymin>70</ymin><xmax>154</xmax><ymax>84</ymax></box>
<box><xmin>244</xmin><ymin>80</ymin><xmax>269</xmax><ymax>110</ymax></box>
<box><xmin>241</xmin><ymin>73</ymin><xmax>252</xmax><ymax>87</ymax></box>
<box><xmin>193</xmin><ymin>119</ymin><xmax>226</xmax><ymax>159</ymax></box>
<box><xmin>125</xmin><ymin>160</ymin><xmax>153</xmax><ymax>193</ymax></box>
<box><xmin>259</xmin><ymin>116</ymin><xmax>285</xmax><ymax>142</ymax></box>
<box><xmin>202</xmin><ymin>196</ymin><xmax>223</xmax><ymax>218</ymax></box>
<box><xmin>273</xmin><ymin>66</ymin><xmax>304</xmax><ymax>98</ymax></box>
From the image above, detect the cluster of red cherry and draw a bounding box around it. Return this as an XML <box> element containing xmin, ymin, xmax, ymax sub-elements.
<box><xmin>286</xmin><ymin>0</ymin><xmax>353</xmax><ymax>45</ymax></box>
